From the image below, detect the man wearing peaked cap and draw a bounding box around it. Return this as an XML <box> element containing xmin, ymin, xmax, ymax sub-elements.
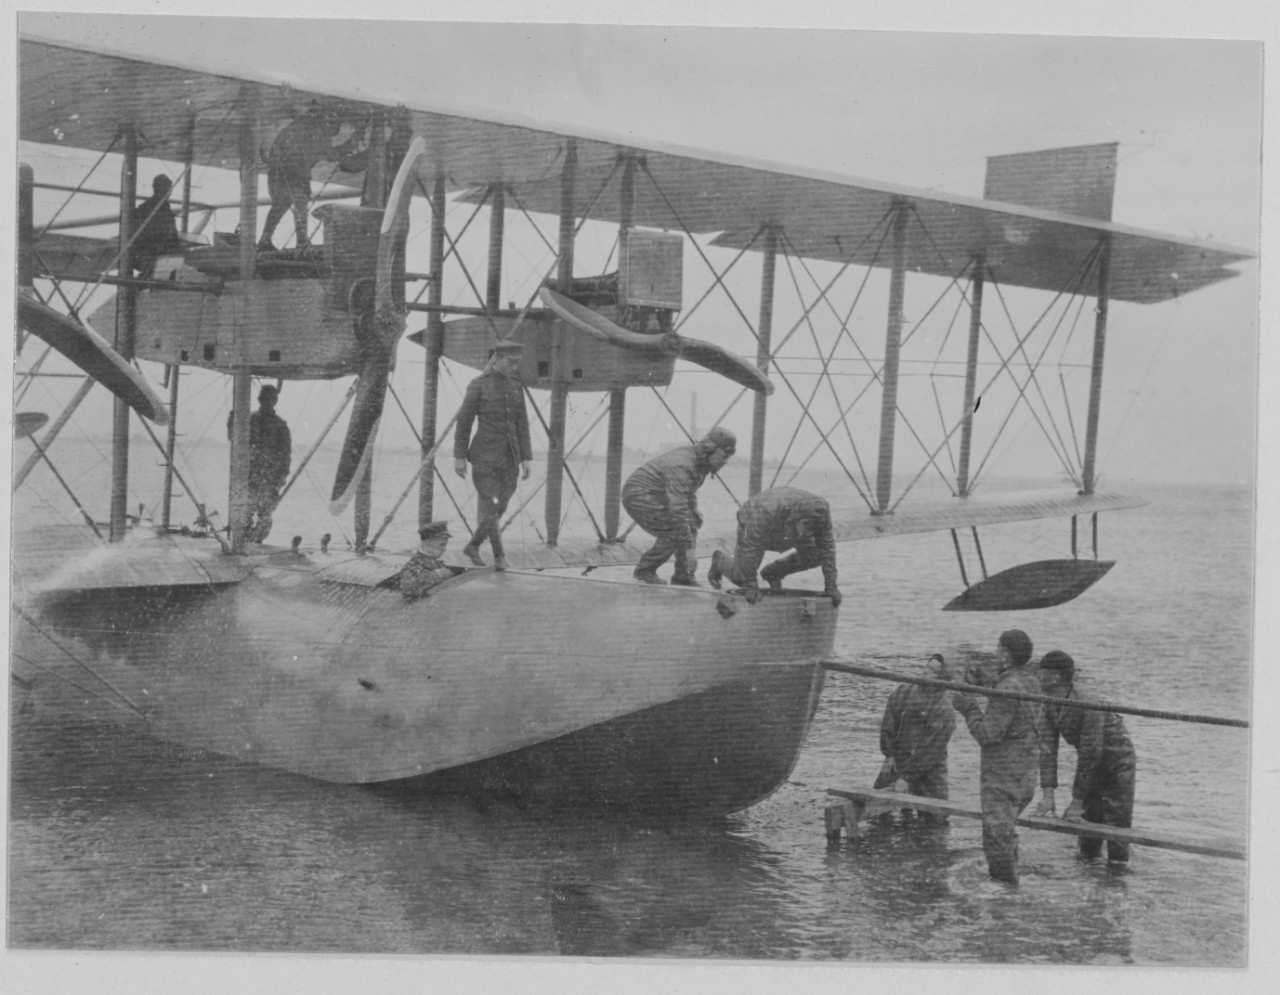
<box><xmin>400</xmin><ymin>520</ymin><xmax>461</xmax><ymax>600</ymax></box>
<box><xmin>1033</xmin><ymin>650</ymin><xmax>1137</xmax><ymax>863</ymax></box>
<box><xmin>952</xmin><ymin>629</ymin><xmax>1042</xmax><ymax>885</ymax></box>
<box><xmin>226</xmin><ymin>382</ymin><xmax>291</xmax><ymax>543</ymax></box>
<box><xmin>454</xmin><ymin>339</ymin><xmax>532</xmax><ymax>572</ymax></box>
<box><xmin>622</xmin><ymin>427</ymin><xmax>737</xmax><ymax>586</ymax></box>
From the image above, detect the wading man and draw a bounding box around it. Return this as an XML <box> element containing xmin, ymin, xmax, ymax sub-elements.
<box><xmin>1033</xmin><ymin>650</ymin><xmax>1138</xmax><ymax>863</ymax></box>
<box><xmin>878</xmin><ymin>653</ymin><xmax>956</xmax><ymax>822</ymax></box>
<box><xmin>952</xmin><ymin>629</ymin><xmax>1041</xmax><ymax>884</ymax></box>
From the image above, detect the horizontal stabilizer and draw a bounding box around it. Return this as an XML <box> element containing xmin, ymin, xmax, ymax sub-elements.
<box><xmin>943</xmin><ymin>559</ymin><xmax>1114</xmax><ymax>611</ymax></box>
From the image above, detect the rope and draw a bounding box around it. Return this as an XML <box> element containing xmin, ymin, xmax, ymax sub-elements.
<box><xmin>820</xmin><ymin>659</ymin><xmax>1248</xmax><ymax>729</ymax></box>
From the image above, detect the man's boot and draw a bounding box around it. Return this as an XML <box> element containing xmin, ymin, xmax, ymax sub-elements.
<box><xmin>759</xmin><ymin>562</ymin><xmax>786</xmax><ymax>592</ymax></box>
<box><xmin>634</xmin><ymin>569</ymin><xmax>666</xmax><ymax>584</ymax></box>
<box><xmin>462</xmin><ymin>542</ymin><xmax>486</xmax><ymax>567</ymax></box>
<box><xmin>707</xmin><ymin>550</ymin><xmax>725</xmax><ymax>589</ymax></box>
<box><xmin>671</xmin><ymin>550</ymin><xmax>700</xmax><ymax>587</ymax></box>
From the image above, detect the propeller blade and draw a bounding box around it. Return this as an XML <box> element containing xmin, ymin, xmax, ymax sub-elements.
<box><xmin>328</xmin><ymin>355</ymin><xmax>390</xmax><ymax>514</ymax></box>
<box><xmin>540</xmin><ymin>286</ymin><xmax>774</xmax><ymax>394</ymax></box>
<box><xmin>14</xmin><ymin>411</ymin><xmax>49</xmax><ymax>440</ymax></box>
<box><xmin>17</xmin><ymin>291</ymin><xmax>169</xmax><ymax>424</ymax></box>
<box><xmin>538</xmin><ymin>287</ymin><xmax>673</xmax><ymax>352</ymax></box>
<box><xmin>329</xmin><ymin>136</ymin><xmax>429</xmax><ymax>514</ymax></box>
<box><xmin>675</xmin><ymin>337</ymin><xmax>774</xmax><ymax>396</ymax></box>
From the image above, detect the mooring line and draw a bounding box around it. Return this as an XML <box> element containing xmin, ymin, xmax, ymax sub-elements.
<box><xmin>821</xmin><ymin>659</ymin><xmax>1248</xmax><ymax>728</ymax></box>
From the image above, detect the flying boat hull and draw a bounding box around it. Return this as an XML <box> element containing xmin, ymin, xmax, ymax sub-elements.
<box><xmin>12</xmin><ymin>530</ymin><xmax>833</xmax><ymax>818</ymax></box>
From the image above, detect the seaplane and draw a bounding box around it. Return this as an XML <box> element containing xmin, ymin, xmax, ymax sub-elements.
<box><xmin>10</xmin><ymin>28</ymin><xmax>1254</xmax><ymax>819</ymax></box>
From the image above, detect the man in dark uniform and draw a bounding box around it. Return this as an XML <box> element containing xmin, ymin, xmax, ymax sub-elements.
<box><xmin>1033</xmin><ymin>650</ymin><xmax>1138</xmax><ymax>863</ymax></box>
<box><xmin>398</xmin><ymin>520</ymin><xmax>463</xmax><ymax>601</ymax></box>
<box><xmin>130</xmin><ymin>174</ymin><xmax>183</xmax><ymax>278</ymax></box>
<box><xmin>952</xmin><ymin>629</ymin><xmax>1042</xmax><ymax>884</ymax></box>
<box><xmin>621</xmin><ymin>427</ymin><xmax>736</xmax><ymax>586</ymax></box>
<box><xmin>453</xmin><ymin>341</ymin><xmax>532</xmax><ymax>571</ymax></box>
<box><xmin>227</xmin><ymin>384</ymin><xmax>292</xmax><ymax>543</ymax></box>
<box><xmin>257</xmin><ymin>104</ymin><xmax>361</xmax><ymax>251</ymax></box>
<box><xmin>705</xmin><ymin>486</ymin><xmax>841</xmax><ymax>606</ymax></box>
<box><xmin>878</xmin><ymin>653</ymin><xmax>957</xmax><ymax>822</ymax></box>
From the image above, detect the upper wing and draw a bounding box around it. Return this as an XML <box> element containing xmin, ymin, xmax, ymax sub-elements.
<box><xmin>19</xmin><ymin>36</ymin><xmax>1253</xmax><ymax>303</ymax></box>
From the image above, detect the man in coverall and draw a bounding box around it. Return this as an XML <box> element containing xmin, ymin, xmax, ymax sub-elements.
<box><xmin>227</xmin><ymin>384</ymin><xmax>291</xmax><ymax>543</ymax></box>
<box><xmin>1033</xmin><ymin>650</ymin><xmax>1137</xmax><ymax>863</ymax></box>
<box><xmin>398</xmin><ymin>520</ymin><xmax>463</xmax><ymax>600</ymax></box>
<box><xmin>621</xmin><ymin>427</ymin><xmax>737</xmax><ymax>586</ymax></box>
<box><xmin>257</xmin><ymin>103</ymin><xmax>363</xmax><ymax>251</ymax></box>
<box><xmin>705</xmin><ymin>486</ymin><xmax>842</xmax><ymax>606</ymax></box>
<box><xmin>877</xmin><ymin>653</ymin><xmax>956</xmax><ymax>823</ymax></box>
<box><xmin>951</xmin><ymin>629</ymin><xmax>1042</xmax><ymax>884</ymax></box>
<box><xmin>130</xmin><ymin>174</ymin><xmax>183</xmax><ymax>278</ymax></box>
<box><xmin>453</xmin><ymin>341</ymin><xmax>532</xmax><ymax>571</ymax></box>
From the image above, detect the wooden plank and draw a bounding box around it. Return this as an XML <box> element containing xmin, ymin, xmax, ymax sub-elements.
<box><xmin>827</xmin><ymin>788</ymin><xmax>1245</xmax><ymax>861</ymax></box>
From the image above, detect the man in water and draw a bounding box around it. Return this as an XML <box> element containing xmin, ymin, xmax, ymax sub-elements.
<box><xmin>951</xmin><ymin>629</ymin><xmax>1042</xmax><ymax>884</ymax></box>
<box><xmin>130</xmin><ymin>174</ymin><xmax>183</xmax><ymax>278</ymax></box>
<box><xmin>227</xmin><ymin>384</ymin><xmax>291</xmax><ymax>543</ymax></box>
<box><xmin>878</xmin><ymin>653</ymin><xmax>956</xmax><ymax>822</ymax></box>
<box><xmin>453</xmin><ymin>341</ymin><xmax>532</xmax><ymax>571</ymax></box>
<box><xmin>621</xmin><ymin>427</ymin><xmax>736</xmax><ymax>586</ymax></box>
<box><xmin>705</xmin><ymin>485</ymin><xmax>841</xmax><ymax>606</ymax></box>
<box><xmin>1033</xmin><ymin>650</ymin><xmax>1138</xmax><ymax>863</ymax></box>
<box><xmin>398</xmin><ymin>520</ymin><xmax>463</xmax><ymax>600</ymax></box>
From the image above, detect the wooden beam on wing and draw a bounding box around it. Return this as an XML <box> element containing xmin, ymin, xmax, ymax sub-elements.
<box><xmin>874</xmin><ymin>199</ymin><xmax>909</xmax><ymax>515</ymax></box>
<box><xmin>109</xmin><ymin>126</ymin><xmax>138</xmax><ymax>543</ymax></box>
<box><xmin>605</xmin><ymin>156</ymin><xmax>637</xmax><ymax>541</ymax></box>
<box><xmin>749</xmin><ymin>225</ymin><xmax>779</xmax><ymax>496</ymax></box>
<box><xmin>545</xmin><ymin>141</ymin><xmax>577</xmax><ymax>546</ymax></box>
<box><xmin>956</xmin><ymin>255</ymin><xmax>985</xmax><ymax>497</ymax></box>
<box><xmin>419</xmin><ymin>171</ymin><xmax>447</xmax><ymax>529</ymax></box>
<box><xmin>228</xmin><ymin>90</ymin><xmax>259</xmax><ymax>553</ymax></box>
<box><xmin>1081</xmin><ymin>234</ymin><xmax>1113</xmax><ymax>494</ymax></box>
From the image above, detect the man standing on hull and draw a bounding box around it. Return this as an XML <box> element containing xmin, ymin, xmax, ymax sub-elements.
<box><xmin>227</xmin><ymin>384</ymin><xmax>291</xmax><ymax>544</ymax></box>
<box><xmin>951</xmin><ymin>629</ymin><xmax>1042</xmax><ymax>884</ymax></box>
<box><xmin>454</xmin><ymin>341</ymin><xmax>532</xmax><ymax>571</ymax></box>
<box><xmin>621</xmin><ymin>427</ymin><xmax>736</xmax><ymax>586</ymax></box>
<box><xmin>1034</xmin><ymin>650</ymin><xmax>1137</xmax><ymax>864</ymax></box>
<box><xmin>705</xmin><ymin>485</ymin><xmax>841</xmax><ymax>606</ymax></box>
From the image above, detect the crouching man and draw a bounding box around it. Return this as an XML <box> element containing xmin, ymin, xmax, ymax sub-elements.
<box><xmin>706</xmin><ymin>486</ymin><xmax>841</xmax><ymax>606</ymax></box>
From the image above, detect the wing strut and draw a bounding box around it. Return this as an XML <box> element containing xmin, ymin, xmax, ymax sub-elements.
<box><xmin>874</xmin><ymin>199</ymin><xmax>910</xmax><ymax>514</ymax></box>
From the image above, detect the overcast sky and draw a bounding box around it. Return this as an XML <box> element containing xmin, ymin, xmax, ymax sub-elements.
<box><xmin>11</xmin><ymin>6</ymin><xmax>1265</xmax><ymax>493</ymax></box>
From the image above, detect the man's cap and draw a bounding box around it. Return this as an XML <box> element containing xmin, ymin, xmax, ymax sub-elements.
<box><xmin>702</xmin><ymin>426</ymin><xmax>737</xmax><ymax>454</ymax></box>
<box><xmin>152</xmin><ymin>174</ymin><xmax>173</xmax><ymax>192</ymax></box>
<box><xmin>926</xmin><ymin>653</ymin><xmax>952</xmax><ymax>679</ymax></box>
<box><xmin>492</xmin><ymin>340</ymin><xmax>523</xmax><ymax>356</ymax></box>
<box><xmin>419</xmin><ymin>520</ymin><xmax>451</xmax><ymax>541</ymax></box>
<box><xmin>1039</xmin><ymin>650</ymin><xmax>1075</xmax><ymax>677</ymax></box>
<box><xmin>258</xmin><ymin>384</ymin><xmax>279</xmax><ymax>402</ymax></box>
<box><xmin>999</xmin><ymin>628</ymin><xmax>1034</xmax><ymax>668</ymax></box>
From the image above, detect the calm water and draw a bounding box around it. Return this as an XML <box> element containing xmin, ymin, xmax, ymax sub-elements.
<box><xmin>7</xmin><ymin>439</ymin><xmax>1254</xmax><ymax>964</ymax></box>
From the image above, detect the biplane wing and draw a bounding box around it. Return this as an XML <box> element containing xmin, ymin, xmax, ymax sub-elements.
<box><xmin>14</xmin><ymin>29</ymin><xmax>1252</xmax><ymax>587</ymax></box>
<box><xmin>19</xmin><ymin>35</ymin><xmax>1252</xmax><ymax>304</ymax></box>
